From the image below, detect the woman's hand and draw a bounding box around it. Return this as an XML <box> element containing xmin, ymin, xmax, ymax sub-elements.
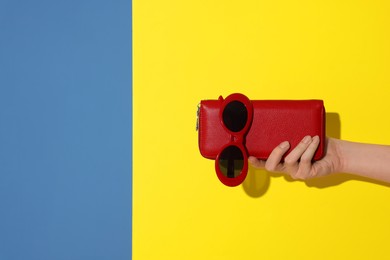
<box><xmin>248</xmin><ymin>136</ymin><xmax>343</xmax><ymax>180</ymax></box>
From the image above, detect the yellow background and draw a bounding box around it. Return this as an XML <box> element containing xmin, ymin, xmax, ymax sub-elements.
<box><xmin>133</xmin><ymin>1</ymin><xmax>390</xmax><ymax>259</ymax></box>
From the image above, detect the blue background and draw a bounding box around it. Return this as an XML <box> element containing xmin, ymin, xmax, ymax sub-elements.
<box><xmin>0</xmin><ymin>1</ymin><xmax>132</xmax><ymax>259</ymax></box>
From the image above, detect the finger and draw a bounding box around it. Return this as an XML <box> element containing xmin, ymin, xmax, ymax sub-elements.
<box><xmin>295</xmin><ymin>136</ymin><xmax>321</xmax><ymax>179</ymax></box>
<box><xmin>300</xmin><ymin>135</ymin><xmax>320</xmax><ymax>163</ymax></box>
<box><xmin>265</xmin><ymin>141</ymin><xmax>290</xmax><ymax>172</ymax></box>
<box><xmin>248</xmin><ymin>156</ymin><xmax>266</xmax><ymax>169</ymax></box>
<box><xmin>284</xmin><ymin>136</ymin><xmax>312</xmax><ymax>166</ymax></box>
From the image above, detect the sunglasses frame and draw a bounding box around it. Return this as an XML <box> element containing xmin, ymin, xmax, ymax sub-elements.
<box><xmin>215</xmin><ymin>93</ymin><xmax>253</xmax><ymax>187</ymax></box>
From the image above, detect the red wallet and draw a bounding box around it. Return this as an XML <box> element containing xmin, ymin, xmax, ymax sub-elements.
<box><xmin>197</xmin><ymin>94</ymin><xmax>326</xmax><ymax>161</ymax></box>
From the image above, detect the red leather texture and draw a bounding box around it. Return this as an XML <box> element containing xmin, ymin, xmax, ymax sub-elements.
<box><xmin>198</xmin><ymin>98</ymin><xmax>325</xmax><ymax>161</ymax></box>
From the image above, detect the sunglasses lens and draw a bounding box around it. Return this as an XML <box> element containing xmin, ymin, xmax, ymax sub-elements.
<box><xmin>217</xmin><ymin>145</ymin><xmax>244</xmax><ymax>178</ymax></box>
<box><xmin>222</xmin><ymin>101</ymin><xmax>248</xmax><ymax>132</ymax></box>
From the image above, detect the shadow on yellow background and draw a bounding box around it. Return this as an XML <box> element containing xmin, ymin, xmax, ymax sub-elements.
<box><xmin>243</xmin><ymin>112</ymin><xmax>390</xmax><ymax>198</ymax></box>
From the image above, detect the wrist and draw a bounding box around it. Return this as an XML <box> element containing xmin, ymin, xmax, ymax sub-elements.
<box><xmin>327</xmin><ymin>137</ymin><xmax>347</xmax><ymax>173</ymax></box>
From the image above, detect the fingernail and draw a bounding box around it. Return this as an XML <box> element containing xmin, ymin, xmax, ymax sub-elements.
<box><xmin>279</xmin><ymin>141</ymin><xmax>290</xmax><ymax>149</ymax></box>
<box><xmin>312</xmin><ymin>135</ymin><xmax>320</xmax><ymax>143</ymax></box>
<box><xmin>302</xmin><ymin>136</ymin><xmax>312</xmax><ymax>144</ymax></box>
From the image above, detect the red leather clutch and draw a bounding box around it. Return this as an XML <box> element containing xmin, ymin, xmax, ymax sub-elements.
<box><xmin>197</xmin><ymin>95</ymin><xmax>326</xmax><ymax>161</ymax></box>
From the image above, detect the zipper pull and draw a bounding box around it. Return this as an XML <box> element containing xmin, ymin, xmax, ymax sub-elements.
<box><xmin>196</xmin><ymin>103</ymin><xmax>200</xmax><ymax>131</ymax></box>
